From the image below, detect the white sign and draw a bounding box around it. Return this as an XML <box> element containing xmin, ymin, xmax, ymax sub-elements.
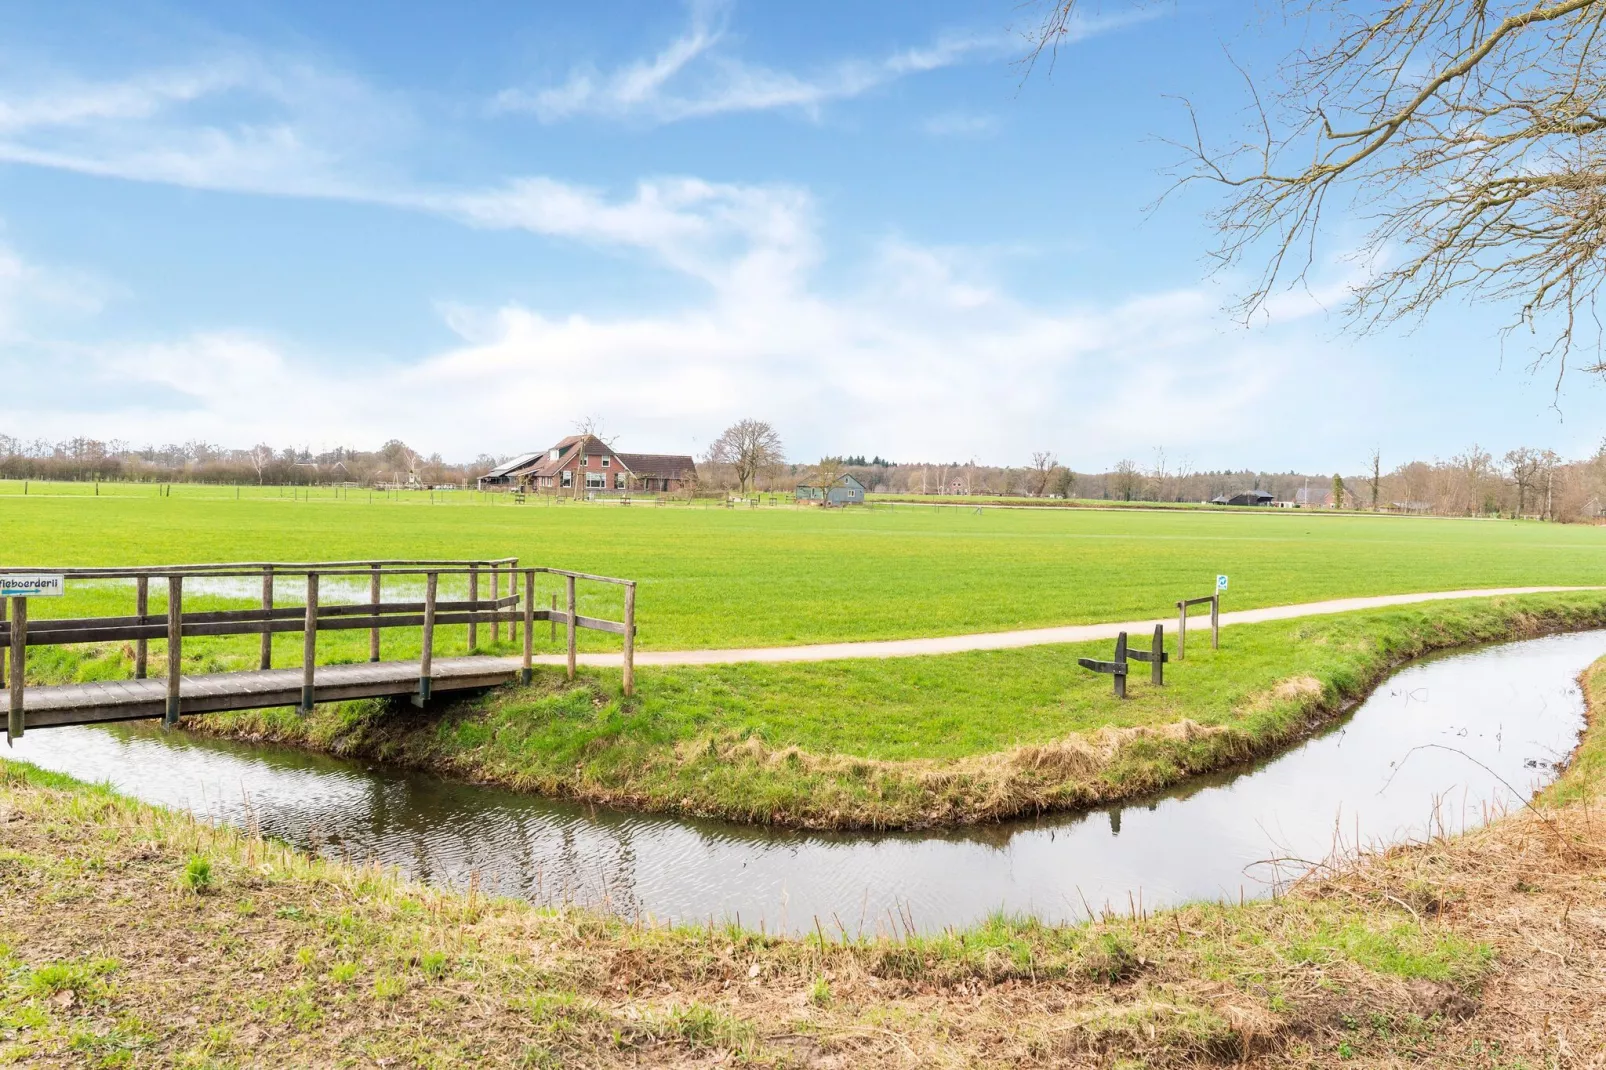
<box><xmin>1215</xmin><ymin>574</ymin><xmax>1229</xmax><ymax>592</ymax></box>
<box><xmin>0</xmin><ymin>575</ymin><xmax>65</xmax><ymax>598</ymax></box>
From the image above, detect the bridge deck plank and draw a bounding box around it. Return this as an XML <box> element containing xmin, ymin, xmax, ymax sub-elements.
<box><xmin>3</xmin><ymin>655</ymin><xmax>524</xmax><ymax>729</ymax></box>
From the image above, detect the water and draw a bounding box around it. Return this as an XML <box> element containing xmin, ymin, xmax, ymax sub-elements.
<box><xmin>10</xmin><ymin>631</ymin><xmax>1602</xmax><ymax>934</ymax></box>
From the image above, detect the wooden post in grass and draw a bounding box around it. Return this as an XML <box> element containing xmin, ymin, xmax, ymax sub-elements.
<box><xmin>165</xmin><ymin>577</ymin><xmax>182</xmax><ymax>726</ymax></box>
<box><xmin>468</xmin><ymin>566</ymin><xmax>479</xmax><ymax>651</ymax></box>
<box><xmin>135</xmin><ymin>576</ymin><xmax>149</xmax><ymax>678</ymax></box>
<box><xmin>623</xmin><ymin>582</ymin><xmax>636</xmax><ymax>697</ymax></box>
<box><xmin>550</xmin><ymin>594</ymin><xmax>557</xmax><ymax>642</ymax></box>
<box><xmin>260</xmin><ymin>567</ymin><xmax>274</xmax><ymax>670</ymax></box>
<box><xmin>1210</xmin><ymin>594</ymin><xmax>1220</xmax><ymax>650</ymax></box>
<box><xmin>417</xmin><ymin>572</ymin><xmax>437</xmax><ymax>705</ymax></box>
<box><xmin>1176</xmin><ymin>600</ymin><xmax>1186</xmax><ymax>662</ymax></box>
<box><xmin>1077</xmin><ymin>631</ymin><xmax>1128</xmax><ymax>699</ymax></box>
<box><xmin>566</xmin><ymin>574</ymin><xmax>577</xmax><ymax>681</ymax></box>
<box><xmin>1125</xmin><ymin>624</ymin><xmax>1168</xmax><ymax>686</ymax></box>
<box><xmin>300</xmin><ymin>572</ymin><xmax>318</xmax><ymax>713</ymax></box>
<box><xmin>368</xmin><ymin>565</ymin><xmax>381</xmax><ymax>662</ymax></box>
<box><xmin>7</xmin><ymin>597</ymin><xmax>25</xmax><ymax>742</ymax></box>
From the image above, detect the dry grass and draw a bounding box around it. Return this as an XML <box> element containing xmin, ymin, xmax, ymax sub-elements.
<box><xmin>3</xmin><ymin>749</ymin><xmax>1606</xmax><ymax>1067</ymax></box>
<box><xmin>7</xmin><ymin>645</ymin><xmax>1606</xmax><ymax>1066</ymax></box>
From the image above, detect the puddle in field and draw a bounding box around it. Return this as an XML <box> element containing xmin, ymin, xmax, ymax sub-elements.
<box><xmin>11</xmin><ymin>631</ymin><xmax>1602</xmax><ymax>934</ymax></box>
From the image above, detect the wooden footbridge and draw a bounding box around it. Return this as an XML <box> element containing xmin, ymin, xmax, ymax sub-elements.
<box><xmin>2</xmin><ymin>560</ymin><xmax>636</xmax><ymax>742</ymax></box>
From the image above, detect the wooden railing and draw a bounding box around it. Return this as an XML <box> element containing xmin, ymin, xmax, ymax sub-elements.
<box><xmin>1174</xmin><ymin>594</ymin><xmax>1220</xmax><ymax>659</ymax></box>
<box><xmin>1</xmin><ymin>559</ymin><xmax>637</xmax><ymax>742</ymax></box>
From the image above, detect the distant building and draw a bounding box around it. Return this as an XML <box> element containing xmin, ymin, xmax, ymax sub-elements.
<box><xmin>477</xmin><ymin>435</ymin><xmax>696</xmax><ymax>496</ymax></box>
<box><xmin>795</xmin><ymin>472</ymin><xmax>867</xmax><ymax>505</ymax></box>
<box><xmin>1293</xmin><ymin>486</ymin><xmax>1331</xmax><ymax>508</ymax></box>
<box><xmin>1211</xmin><ymin>490</ymin><xmax>1274</xmax><ymax>507</ymax></box>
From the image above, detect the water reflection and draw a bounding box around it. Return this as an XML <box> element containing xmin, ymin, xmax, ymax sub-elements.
<box><xmin>12</xmin><ymin>630</ymin><xmax>1603</xmax><ymax>934</ymax></box>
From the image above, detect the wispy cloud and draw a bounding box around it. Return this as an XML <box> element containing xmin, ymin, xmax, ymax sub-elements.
<box><xmin>493</xmin><ymin>1</ymin><xmax>1017</xmax><ymax>124</ymax></box>
<box><xmin>922</xmin><ymin>110</ymin><xmax>999</xmax><ymax>137</ymax></box>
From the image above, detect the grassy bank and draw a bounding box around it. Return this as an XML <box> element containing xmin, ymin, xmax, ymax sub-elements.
<box><xmin>3</xmin><ymin>491</ymin><xmax>1605</xmax><ymax>651</ymax></box>
<box><xmin>4</xmin><ymin>652</ymin><xmax>1606</xmax><ymax>1066</ymax></box>
<box><xmin>187</xmin><ymin>592</ymin><xmax>1606</xmax><ymax>829</ymax></box>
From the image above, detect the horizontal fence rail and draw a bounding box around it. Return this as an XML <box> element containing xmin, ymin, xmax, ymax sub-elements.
<box><xmin>2</xmin><ymin>559</ymin><xmax>637</xmax><ymax>741</ymax></box>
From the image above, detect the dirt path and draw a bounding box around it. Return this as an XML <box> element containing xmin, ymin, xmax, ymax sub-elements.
<box><xmin>527</xmin><ymin>585</ymin><xmax>1603</xmax><ymax>668</ymax></box>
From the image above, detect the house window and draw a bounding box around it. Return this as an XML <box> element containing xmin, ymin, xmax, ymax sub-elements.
<box><xmin>601</xmin><ymin>456</ymin><xmax>610</xmax><ymax>468</ymax></box>
<box><xmin>586</xmin><ymin>471</ymin><xmax>605</xmax><ymax>489</ymax></box>
<box><xmin>549</xmin><ymin>449</ymin><xmax>559</xmax><ymax>461</ymax></box>
<box><xmin>560</xmin><ymin>471</ymin><xmax>572</xmax><ymax>488</ymax></box>
<box><xmin>581</xmin><ymin>455</ymin><xmax>588</xmax><ymax>467</ymax></box>
<box><xmin>616</xmin><ymin>472</ymin><xmax>626</xmax><ymax>488</ymax></box>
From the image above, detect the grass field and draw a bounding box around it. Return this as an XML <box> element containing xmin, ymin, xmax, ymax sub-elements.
<box><xmin>3</xmin><ymin>481</ymin><xmax>1606</xmax><ymax>654</ymax></box>
<box><xmin>192</xmin><ymin>592</ymin><xmax>1606</xmax><ymax>828</ymax></box>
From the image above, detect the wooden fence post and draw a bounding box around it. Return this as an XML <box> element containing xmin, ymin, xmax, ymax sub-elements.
<box><xmin>418</xmin><ymin>572</ymin><xmax>437</xmax><ymax>704</ymax></box>
<box><xmin>491</xmin><ymin>566</ymin><xmax>501</xmax><ymax>645</ymax></box>
<box><xmin>1210</xmin><ymin>594</ymin><xmax>1220</xmax><ymax>650</ymax></box>
<box><xmin>623</xmin><ymin>582</ymin><xmax>636</xmax><ymax>697</ymax></box>
<box><xmin>165</xmin><ymin>576</ymin><xmax>182</xmax><ymax>726</ymax></box>
<box><xmin>1150</xmin><ymin>624</ymin><xmax>1164</xmax><ymax>686</ymax></box>
<box><xmin>260</xmin><ymin>567</ymin><xmax>274</xmax><ymax>670</ymax></box>
<box><xmin>566</xmin><ymin>574</ymin><xmax>577</xmax><ymax>681</ymax></box>
<box><xmin>550</xmin><ymin>594</ymin><xmax>557</xmax><ymax>642</ymax></box>
<box><xmin>369</xmin><ymin>564</ymin><xmax>381</xmax><ymax>662</ymax></box>
<box><xmin>300</xmin><ymin>572</ymin><xmax>318</xmax><ymax>712</ymax></box>
<box><xmin>135</xmin><ymin>576</ymin><xmax>149</xmax><ymax>678</ymax></box>
<box><xmin>7</xmin><ymin>596</ymin><xmax>25</xmax><ymax>742</ymax></box>
<box><xmin>509</xmin><ymin>562</ymin><xmax>520</xmax><ymax>647</ymax></box>
<box><xmin>468</xmin><ymin>566</ymin><xmax>479</xmax><ymax>651</ymax></box>
<box><xmin>1176</xmin><ymin>600</ymin><xmax>1186</xmax><ymax>662</ymax></box>
<box><xmin>522</xmin><ymin>570</ymin><xmax>535</xmax><ymax>685</ymax></box>
<box><xmin>1113</xmin><ymin>631</ymin><xmax>1127</xmax><ymax>699</ymax></box>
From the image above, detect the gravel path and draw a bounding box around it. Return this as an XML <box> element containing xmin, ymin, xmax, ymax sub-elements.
<box><xmin>526</xmin><ymin>586</ymin><xmax>1602</xmax><ymax>668</ymax></box>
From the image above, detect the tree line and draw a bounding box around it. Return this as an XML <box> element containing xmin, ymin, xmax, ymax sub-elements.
<box><xmin>8</xmin><ymin>426</ymin><xmax>1605</xmax><ymax>521</ymax></box>
<box><xmin>0</xmin><ymin>435</ymin><xmax>492</xmax><ymax>488</ymax></box>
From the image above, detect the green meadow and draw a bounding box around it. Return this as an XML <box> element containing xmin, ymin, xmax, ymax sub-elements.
<box><xmin>3</xmin><ymin>479</ymin><xmax>1606</xmax><ymax>654</ymax></box>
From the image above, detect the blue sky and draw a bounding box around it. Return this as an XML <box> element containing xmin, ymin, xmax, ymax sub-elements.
<box><xmin>1</xmin><ymin>0</ymin><xmax>1601</xmax><ymax>470</ymax></box>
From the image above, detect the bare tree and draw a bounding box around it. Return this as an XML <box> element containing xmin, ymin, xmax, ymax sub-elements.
<box><xmin>812</xmin><ymin>456</ymin><xmax>846</xmax><ymax>506</ymax></box>
<box><xmin>1148</xmin><ymin>447</ymin><xmax>1170</xmax><ymax>502</ymax></box>
<box><xmin>572</xmin><ymin>415</ymin><xmax>616</xmax><ymax>446</ymax></box>
<box><xmin>1029</xmin><ymin>451</ymin><xmax>1059</xmax><ymax>496</ymax></box>
<box><xmin>247</xmin><ymin>444</ymin><xmax>273</xmax><ymax>485</ymax></box>
<box><xmin>707</xmin><ymin>419</ymin><xmax>785</xmax><ymax>497</ymax></box>
<box><xmin>1368</xmin><ymin>447</ymin><xmax>1382</xmax><ymax>511</ymax></box>
<box><xmin>1034</xmin><ymin>0</ymin><xmax>1606</xmax><ymax>382</ymax></box>
<box><xmin>1504</xmin><ymin>445</ymin><xmax>1558</xmax><ymax>515</ymax></box>
<box><xmin>1112</xmin><ymin>458</ymin><xmax>1142</xmax><ymax>501</ymax></box>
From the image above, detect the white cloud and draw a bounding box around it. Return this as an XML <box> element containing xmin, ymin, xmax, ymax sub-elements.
<box><xmin>922</xmin><ymin>110</ymin><xmax>999</xmax><ymax>137</ymax></box>
<box><xmin>0</xmin><ymin>55</ymin><xmax>407</xmax><ymax>198</ymax></box>
<box><xmin>0</xmin><ymin>241</ymin><xmax>107</xmax><ymax>342</ymax></box>
<box><xmin>494</xmin><ymin>2</ymin><xmax>1017</xmax><ymax>124</ymax></box>
<box><xmin>0</xmin><ymin>24</ymin><xmax>1370</xmax><ymax>466</ymax></box>
<box><xmin>32</xmin><ymin>217</ymin><xmax>1355</xmax><ymax>467</ymax></box>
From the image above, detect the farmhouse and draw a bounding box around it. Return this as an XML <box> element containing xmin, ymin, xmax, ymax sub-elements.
<box><xmin>795</xmin><ymin>472</ymin><xmax>867</xmax><ymax>505</ymax></box>
<box><xmin>1211</xmin><ymin>490</ymin><xmax>1274</xmax><ymax>507</ymax></box>
<box><xmin>477</xmin><ymin>435</ymin><xmax>696</xmax><ymax>496</ymax></box>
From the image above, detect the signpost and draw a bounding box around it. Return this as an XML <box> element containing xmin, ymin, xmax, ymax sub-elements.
<box><xmin>3</xmin><ymin>575</ymin><xmax>62</xmax><ymax>743</ymax></box>
<box><xmin>0</xmin><ymin>575</ymin><xmax>64</xmax><ymax>599</ymax></box>
<box><xmin>1216</xmin><ymin>574</ymin><xmax>1229</xmax><ymax>593</ymax></box>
